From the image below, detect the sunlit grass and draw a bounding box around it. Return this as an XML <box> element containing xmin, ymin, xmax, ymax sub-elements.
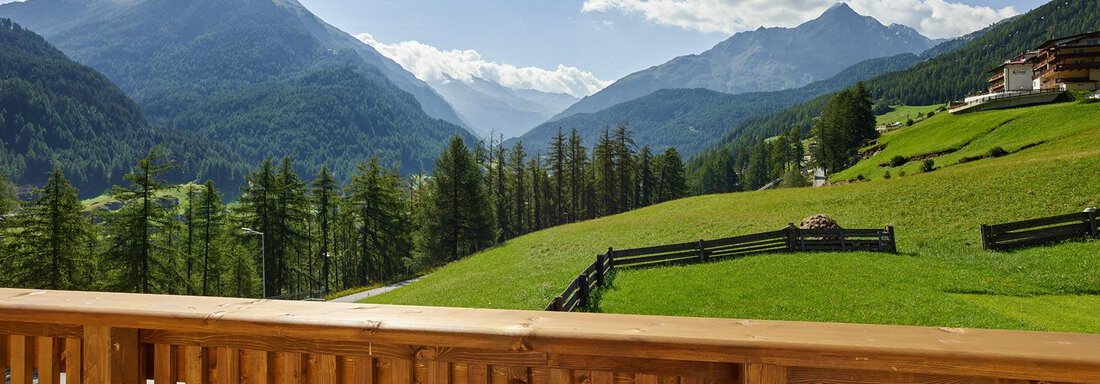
<box><xmin>369</xmin><ymin>101</ymin><xmax>1100</xmax><ymax>332</ymax></box>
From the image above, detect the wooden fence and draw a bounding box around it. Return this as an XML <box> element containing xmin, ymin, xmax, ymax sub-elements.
<box><xmin>2</xmin><ymin>288</ymin><xmax>1100</xmax><ymax>384</ymax></box>
<box><xmin>980</xmin><ymin>208</ymin><xmax>1098</xmax><ymax>251</ymax></box>
<box><xmin>546</xmin><ymin>225</ymin><xmax>896</xmax><ymax>312</ymax></box>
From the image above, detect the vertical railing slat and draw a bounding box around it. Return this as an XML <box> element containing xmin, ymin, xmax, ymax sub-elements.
<box><xmin>248</xmin><ymin>350</ymin><xmax>270</xmax><ymax>384</ymax></box>
<box><xmin>10</xmin><ymin>335</ymin><xmax>33</xmax><ymax>384</ymax></box>
<box><xmin>218</xmin><ymin>347</ymin><xmax>241</xmax><ymax>384</ymax></box>
<box><xmin>83</xmin><ymin>326</ymin><xmax>140</xmax><ymax>384</ymax></box>
<box><xmin>0</xmin><ymin>335</ymin><xmax>8</xmax><ymax>382</ymax></box>
<box><xmin>154</xmin><ymin>344</ymin><xmax>177</xmax><ymax>384</ymax></box>
<box><xmin>742</xmin><ymin>364</ymin><xmax>786</xmax><ymax>384</ymax></box>
<box><xmin>64</xmin><ymin>338</ymin><xmax>82</xmax><ymax>384</ymax></box>
<box><xmin>392</xmin><ymin>358</ymin><xmax>414</xmax><ymax>384</ymax></box>
<box><xmin>184</xmin><ymin>346</ymin><xmax>209</xmax><ymax>384</ymax></box>
<box><xmin>36</xmin><ymin>336</ymin><xmax>61</xmax><ymax>384</ymax></box>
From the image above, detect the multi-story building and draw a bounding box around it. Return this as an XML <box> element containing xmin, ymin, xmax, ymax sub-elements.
<box><xmin>988</xmin><ymin>52</ymin><xmax>1037</xmax><ymax>93</ymax></box>
<box><xmin>987</xmin><ymin>31</ymin><xmax>1100</xmax><ymax>93</ymax></box>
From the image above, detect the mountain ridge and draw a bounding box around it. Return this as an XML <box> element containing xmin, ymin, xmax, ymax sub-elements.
<box><xmin>549</xmin><ymin>3</ymin><xmax>937</xmax><ymax>122</ymax></box>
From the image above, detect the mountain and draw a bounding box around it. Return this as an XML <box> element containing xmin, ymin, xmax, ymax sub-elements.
<box><xmin>0</xmin><ymin>0</ymin><xmax>475</xmax><ymax>180</ymax></box>
<box><xmin>0</xmin><ymin>18</ymin><xmax>248</xmax><ymax>196</ymax></box>
<box><xmin>551</xmin><ymin>3</ymin><xmax>938</xmax><ymax>122</ymax></box>
<box><xmin>432</xmin><ymin>76</ymin><xmax>579</xmax><ymax>139</ymax></box>
<box><xmin>515</xmin><ymin>53</ymin><xmax>923</xmax><ymax>156</ymax></box>
<box><xmin>687</xmin><ymin>0</ymin><xmax>1100</xmax><ymax>192</ymax></box>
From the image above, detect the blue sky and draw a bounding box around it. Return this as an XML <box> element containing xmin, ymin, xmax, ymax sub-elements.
<box><xmin>0</xmin><ymin>0</ymin><xmax>1045</xmax><ymax>96</ymax></box>
<box><xmin>298</xmin><ymin>0</ymin><xmax>1047</xmax><ymax>94</ymax></box>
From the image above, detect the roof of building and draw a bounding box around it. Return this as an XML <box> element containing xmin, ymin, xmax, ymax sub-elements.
<box><xmin>1036</xmin><ymin>31</ymin><xmax>1100</xmax><ymax>50</ymax></box>
<box><xmin>988</xmin><ymin>51</ymin><xmax>1039</xmax><ymax>73</ymax></box>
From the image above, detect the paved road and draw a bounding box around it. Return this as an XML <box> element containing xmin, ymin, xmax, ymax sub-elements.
<box><xmin>328</xmin><ymin>277</ymin><xmax>422</xmax><ymax>303</ymax></box>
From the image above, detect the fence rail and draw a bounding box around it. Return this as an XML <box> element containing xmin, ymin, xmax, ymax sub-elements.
<box><xmin>981</xmin><ymin>209</ymin><xmax>1098</xmax><ymax>250</ymax></box>
<box><xmin>547</xmin><ymin>225</ymin><xmax>896</xmax><ymax>312</ymax></box>
<box><xmin>2</xmin><ymin>288</ymin><xmax>1100</xmax><ymax>384</ymax></box>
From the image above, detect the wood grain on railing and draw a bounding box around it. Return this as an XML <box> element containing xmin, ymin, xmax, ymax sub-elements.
<box><xmin>1</xmin><ymin>289</ymin><xmax>1100</xmax><ymax>384</ymax></box>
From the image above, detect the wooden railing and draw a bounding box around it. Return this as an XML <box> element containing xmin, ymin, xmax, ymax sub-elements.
<box><xmin>981</xmin><ymin>208</ymin><xmax>1098</xmax><ymax>250</ymax></box>
<box><xmin>2</xmin><ymin>289</ymin><xmax>1100</xmax><ymax>384</ymax></box>
<box><xmin>547</xmin><ymin>226</ymin><xmax>896</xmax><ymax>312</ymax></box>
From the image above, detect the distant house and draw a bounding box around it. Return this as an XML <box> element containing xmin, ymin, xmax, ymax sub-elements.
<box><xmin>988</xmin><ymin>31</ymin><xmax>1100</xmax><ymax>93</ymax></box>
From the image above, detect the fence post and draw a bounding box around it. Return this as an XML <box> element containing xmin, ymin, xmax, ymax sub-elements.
<box><xmin>551</xmin><ymin>296</ymin><xmax>563</xmax><ymax>311</ymax></box>
<box><xmin>785</xmin><ymin>223</ymin><xmax>798</xmax><ymax>251</ymax></box>
<box><xmin>698</xmin><ymin>239</ymin><xmax>707</xmax><ymax>262</ymax></box>
<box><xmin>577</xmin><ymin>274</ymin><xmax>589</xmax><ymax>309</ymax></box>
<box><xmin>886</xmin><ymin>225</ymin><xmax>897</xmax><ymax>253</ymax></box>
<box><xmin>1087</xmin><ymin>207</ymin><xmax>1098</xmax><ymax>238</ymax></box>
<box><xmin>979</xmin><ymin>224</ymin><xmax>992</xmax><ymax>250</ymax></box>
<box><xmin>607</xmin><ymin>247</ymin><xmax>615</xmax><ymax>269</ymax></box>
<box><xmin>595</xmin><ymin>254</ymin><xmax>606</xmax><ymax>286</ymax></box>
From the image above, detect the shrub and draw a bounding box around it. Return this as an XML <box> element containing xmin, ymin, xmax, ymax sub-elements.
<box><xmin>987</xmin><ymin>146</ymin><xmax>1009</xmax><ymax>158</ymax></box>
<box><xmin>883</xmin><ymin>171</ymin><xmax>891</xmax><ymax>180</ymax></box>
<box><xmin>856</xmin><ymin>174</ymin><xmax>866</xmax><ymax>181</ymax></box>
<box><xmin>889</xmin><ymin>155</ymin><xmax>908</xmax><ymax>167</ymax></box>
<box><xmin>898</xmin><ymin>170</ymin><xmax>907</xmax><ymax>177</ymax></box>
<box><xmin>921</xmin><ymin>159</ymin><xmax>935</xmax><ymax>173</ymax></box>
<box><xmin>906</xmin><ymin>118</ymin><xmax>915</xmax><ymax>126</ymax></box>
<box><xmin>926</xmin><ymin>111</ymin><xmax>935</xmax><ymax>118</ymax></box>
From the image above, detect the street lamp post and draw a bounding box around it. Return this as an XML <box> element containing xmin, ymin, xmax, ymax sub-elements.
<box><xmin>241</xmin><ymin>228</ymin><xmax>266</xmax><ymax>298</ymax></box>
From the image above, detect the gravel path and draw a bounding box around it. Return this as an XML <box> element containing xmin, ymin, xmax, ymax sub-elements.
<box><xmin>328</xmin><ymin>277</ymin><xmax>422</xmax><ymax>303</ymax></box>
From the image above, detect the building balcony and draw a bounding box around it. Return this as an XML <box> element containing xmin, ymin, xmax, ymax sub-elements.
<box><xmin>1056</xmin><ymin>62</ymin><xmax>1100</xmax><ymax>71</ymax></box>
<box><xmin>1</xmin><ymin>288</ymin><xmax>1099</xmax><ymax>384</ymax></box>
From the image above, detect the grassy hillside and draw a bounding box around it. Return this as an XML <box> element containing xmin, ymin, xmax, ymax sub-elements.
<box><xmin>834</xmin><ymin>99</ymin><xmax>1095</xmax><ymax>181</ymax></box>
<box><xmin>875</xmin><ymin>104</ymin><xmax>942</xmax><ymax>126</ymax></box>
<box><xmin>369</xmin><ymin>101</ymin><xmax>1100</xmax><ymax>332</ymax></box>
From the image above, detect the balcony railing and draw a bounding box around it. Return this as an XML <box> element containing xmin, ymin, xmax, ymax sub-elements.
<box><xmin>1</xmin><ymin>288</ymin><xmax>1099</xmax><ymax>384</ymax></box>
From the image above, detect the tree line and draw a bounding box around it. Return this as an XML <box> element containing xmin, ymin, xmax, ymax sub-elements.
<box><xmin>687</xmin><ymin>83</ymin><xmax>876</xmax><ymax>194</ymax></box>
<box><xmin>0</xmin><ymin>124</ymin><xmax>686</xmax><ymax>298</ymax></box>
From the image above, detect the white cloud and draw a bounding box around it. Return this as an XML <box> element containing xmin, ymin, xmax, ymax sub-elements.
<box><xmin>356</xmin><ymin>33</ymin><xmax>610</xmax><ymax>97</ymax></box>
<box><xmin>581</xmin><ymin>0</ymin><xmax>1018</xmax><ymax>39</ymax></box>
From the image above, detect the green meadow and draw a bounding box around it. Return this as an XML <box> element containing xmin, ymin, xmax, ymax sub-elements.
<box><xmin>369</xmin><ymin>100</ymin><xmax>1100</xmax><ymax>332</ymax></box>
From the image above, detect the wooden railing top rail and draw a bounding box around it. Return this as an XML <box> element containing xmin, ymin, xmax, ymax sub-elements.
<box><xmin>3</xmin><ymin>288</ymin><xmax>1100</xmax><ymax>383</ymax></box>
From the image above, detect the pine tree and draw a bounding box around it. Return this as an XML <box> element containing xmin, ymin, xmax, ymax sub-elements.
<box><xmin>0</xmin><ymin>171</ymin><xmax>17</xmax><ymax>215</ymax></box>
<box><xmin>423</xmin><ymin>137</ymin><xmax>494</xmax><ymax>263</ymax></box>
<box><xmin>656</xmin><ymin>148</ymin><xmax>687</xmax><ymax>202</ymax></box>
<box><xmin>613</xmin><ymin>123</ymin><xmax>636</xmax><ymax>212</ymax></box>
<box><xmin>197</xmin><ymin>180</ymin><xmax>224</xmax><ymax>295</ymax></box>
<box><xmin>311</xmin><ymin>165</ymin><xmax>338</xmax><ymax>294</ymax></box>
<box><xmin>274</xmin><ymin>158</ymin><xmax>309</xmax><ymax>295</ymax></box>
<box><xmin>8</xmin><ymin>168</ymin><xmax>88</xmax><ymax>289</ymax></box>
<box><xmin>548</xmin><ymin>128</ymin><xmax>567</xmax><ymax>225</ymax></box>
<box><xmin>238</xmin><ymin>159</ymin><xmax>277</xmax><ymax>296</ymax></box>
<box><xmin>509</xmin><ymin>141</ymin><xmax>527</xmax><ymax>236</ymax></box>
<box><xmin>104</xmin><ymin>148</ymin><xmax>175</xmax><ymax>293</ymax></box>
<box><xmin>566</xmin><ymin>129</ymin><xmax>587</xmax><ymax>222</ymax></box>
<box><xmin>528</xmin><ymin>154</ymin><xmax>545</xmax><ymax>231</ymax></box>
<box><xmin>183</xmin><ymin>184</ymin><xmax>197</xmax><ymax>294</ymax></box>
<box><xmin>493</xmin><ymin>139</ymin><xmax>509</xmax><ymax>241</ymax></box>
<box><xmin>637</xmin><ymin>145</ymin><xmax>655</xmax><ymax>207</ymax></box>
<box><xmin>593</xmin><ymin>128</ymin><xmax>617</xmax><ymax>215</ymax></box>
<box><xmin>346</xmin><ymin>157</ymin><xmax>412</xmax><ymax>285</ymax></box>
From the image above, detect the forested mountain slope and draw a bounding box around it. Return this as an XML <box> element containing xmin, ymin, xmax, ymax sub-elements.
<box><xmin>0</xmin><ymin>0</ymin><xmax>474</xmax><ymax>180</ymax></box>
<box><xmin>516</xmin><ymin>53</ymin><xmax>922</xmax><ymax>156</ymax></box>
<box><xmin>0</xmin><ymin>18</ymin><xmax>248</xmax><ymax>195</ymax></box>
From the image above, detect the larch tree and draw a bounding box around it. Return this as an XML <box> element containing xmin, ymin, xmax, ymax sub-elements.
<box><xmin>422</xmin><ymin>137</ymin><xmax>494</xmax><ymax>263</ymax></box>
<box><xmin>9</xmin><ymin>168</ymin><xmax>88</xmax><ymax>290</ymax></box>
<box><xmin>311</xmin><ymin>165</ymin><xmax>338</xmax><ymax>293</ymax></box>
<box><xmin>104</xmin><ymin>148</ymin><xmax>175</xmax><ymax>294</ymax></box>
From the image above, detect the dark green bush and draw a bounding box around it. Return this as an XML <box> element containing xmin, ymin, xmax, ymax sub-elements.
<box><xmin>890</xmin><ymin>155</ymin><xmax>908</xmax><ymax>167</ymax></box>
<box><xmin>921</xmin><ymin>159</ymin><xmax>935</xmax><ymax>173</ymax></box>
<box><xmin>987</xmin><ymin>146</ymin><xmax>1009</xmax><ymax>158</ymax></box>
